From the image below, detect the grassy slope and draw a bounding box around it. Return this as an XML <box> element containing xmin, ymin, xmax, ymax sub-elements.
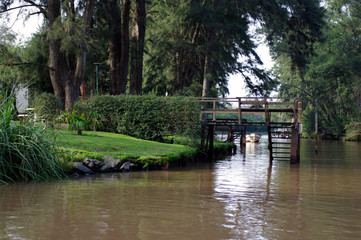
<box><xmin>56</xmin><ymin>130</ymin><xmax>196</xmax><ymax>165</ymax></box>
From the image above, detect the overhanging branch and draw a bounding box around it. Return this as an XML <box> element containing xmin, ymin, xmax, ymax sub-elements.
<box><xmin>22</xmin><ymin>0</ymin><xmax>47</xmax><ymax>18</ymax></box>
<box><xmin>0</xmin><ymin>62</ymin><xmax>55</xmax><ymax>71</ymax></box>
<box><xmin>0</xmin><ymin>5</ymin><xmax>34</xmax><ymax>14</ymax></box>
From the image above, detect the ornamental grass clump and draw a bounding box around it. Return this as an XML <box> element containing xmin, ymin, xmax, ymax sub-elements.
<box><xmin>0</xmin><ymin>94</ymin><xmax>66</xmax><ymax>183</ymax></box>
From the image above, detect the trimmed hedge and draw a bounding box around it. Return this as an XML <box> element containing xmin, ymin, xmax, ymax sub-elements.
<box><xmin>74</xmin><ymin>95</ymin><xmax>201</xmax><ymax>140</ymax></box>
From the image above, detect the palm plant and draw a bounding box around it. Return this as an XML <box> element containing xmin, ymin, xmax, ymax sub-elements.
<box><xmin>64</xmin><ymin>110</ymin><xmax>90</xmax><ymax>135</ymax></box>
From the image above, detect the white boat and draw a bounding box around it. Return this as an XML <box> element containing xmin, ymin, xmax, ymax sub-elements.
<box><xmin>246</xmin><ymin>133</ymin><xmax>261</xmax><ymax>143</ymax></box>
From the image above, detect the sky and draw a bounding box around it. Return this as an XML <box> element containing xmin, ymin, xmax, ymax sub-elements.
<box><xmin>228</xmin><ymin>43</ymin><xmax>274</xmax><ymax>97</ymax></box>
<box><xmin>2</xmin><ymin>5</ymin><xmax>43</xmax><ymax>41</ymax></box>
<box><xmin>3</xmin><ymin>6</ymin><xmax>275</xmax><ymax>98</ymax></box>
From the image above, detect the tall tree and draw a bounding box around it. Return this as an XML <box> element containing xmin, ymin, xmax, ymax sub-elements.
<box><xmin>129</xmin><ymin>0</ymin><xmax>146</xmax><ymax>95</ymax></box>
<box><xmin>143</xmin><ymin>0</ymin><xmax>324</xmax><ymax>97</ymax></box>
<box><xmin>107</xmin><ymin>0</ymin><xmax>131</xmax><ymax>95</ymax></box>
<box><xmin>0</xmin><ymin>26</ymin><xmax>20</xmax><ymax>96</ymax></box>
<box><xmin>49</xmin><ymin>0</ymin><xmax>95</xmax><ymax>111</ymax></box>
<box><xmin>274</xmin><ymin>0</ymin><xmax>361</xmax><ymax>138</ymax></box>
<box><xmin>1</xmin><ymin>0</ymin><xmax>95</xmax><ymax>111</ymax></box>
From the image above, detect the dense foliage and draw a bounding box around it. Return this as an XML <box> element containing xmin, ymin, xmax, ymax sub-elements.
<box><xmin>1</xmin><ymin>0</ymin><xmax>324</xmax><ymax>108</ymax></box>
<box><xmin>0</xmin><ymin>94</ymin><xmax>65</xmax><ymax>183</ymax></box>
<box><xmin>33</xmin><ymin>92</ymin><xmax>62</xmax><ymax>122</ymax></box>
<box><xmin>74</xmin><ymin>95</ymin><xmax>201</xmax><ymax>141</ymax></box>
<box><xmin>274</xmin><ymin>0</ymin><xmax>361</xmax><ymax>139</ymax></box>
<box><xmin>144</xmin><ymin>0</ymin><xmax>324</xmax><ymax>97</ymax></box>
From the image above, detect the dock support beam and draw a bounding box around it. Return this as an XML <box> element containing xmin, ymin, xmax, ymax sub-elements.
<box><xmin>208</xmin><ymin>126</ymin><xmax>214</xmax><ymax>153</ymax></box>
<box><xmin>290</xmin><ymin>126</ymin><xmax>300</xmax><ymax>164</ymax></box>
<box><xmin>201</xmin><ymin>125</ymin><xmax>206</xmax><ymax>150</ymax></box>
<box><xmin>227</xmin><ymin>126</ymin><xmax>234</xmax><ymax>142</ymax></box>
<box><xmin>241</xmin><ymin>126</ymin><xmax>246</xmax><ymax>152</ymax></box>
<box><xmin>267</xmin><ymin>126</ymin><xmax>273</xmax><ymax>163</ymax></box>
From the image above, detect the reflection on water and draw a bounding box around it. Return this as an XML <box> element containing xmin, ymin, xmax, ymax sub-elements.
<box><xmin>1</xmin><ymin>137</ymin><xmax>361</xmax><ymax>240</ymax></box>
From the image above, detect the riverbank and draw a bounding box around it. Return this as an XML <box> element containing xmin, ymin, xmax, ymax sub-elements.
<box><xmin>56</xmin><ymin>130</ymin><xmax>235</xmax><ymax>174</ymax></box>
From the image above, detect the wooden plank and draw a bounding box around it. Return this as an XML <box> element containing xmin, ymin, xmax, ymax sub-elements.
<box><xmin>231</xmin><ymin>101</ymin><xmax>294</xmax><ymax>105</ymax></box>
<box><xmin>271</xmin><ymin>131</ymin><xmax>292</xmax><ymax>134</ymax></box>
<box><xmin>198</xmin><ymin>99</ymin><xmax>238</xmax><ymax>103</ymax></box>
<box><xmin>201</xmin><ymin>108</ymin><xmax>294</xmax><ymax>114</ymax></box>
<box><xmin>202</xmin><ymin>109</ymin><xmax>239</xmax><ymax>113</ymax></box>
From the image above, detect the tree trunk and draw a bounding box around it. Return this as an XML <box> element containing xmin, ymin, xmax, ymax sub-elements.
<box><xmin>67</xmin><ymin>0</ymin><xmax>95</xmax><ymax>111</ymax></box>
<box><xmin>201</xmin><ymin>0</ymin><xmax>215</xmax><ymax>98</ymax></box>
<box><xmin>129</xmin><ymin>0</ymin><xmax>146</xmax><ymax>95</ymax></box>
<box><xmin>108</xmin><ymin>0</ymin><xmax>130</xmax><ymax>95</ymax></box>
<box><xmin>120</xmin><ymin>0</ymin><xmax>131</xmax><ymax>93</ymax></box>
<box><xmin>48</xmin><ymin>0</ymin><xmax>94</xmax><ymax>111</ymax></box>
<box><xmin>108</xmin><ymin>0</ymin><xmax>122</xmax><ymax>95</ymax></box>
<box><xmin>202</xmin><ymin>54</ymin><xmax>210</xmax><ymax>97</ymax></box>
<box><xmin>48</xmin><ymin>0</ymin><xmax>67</xmax><ymax>108</ymax></box>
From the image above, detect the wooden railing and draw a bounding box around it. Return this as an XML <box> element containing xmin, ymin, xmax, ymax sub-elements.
<box><xmin>199</xmin><ymin>97</ymin><xmax>302</xmax><ymax>127</ymax></box>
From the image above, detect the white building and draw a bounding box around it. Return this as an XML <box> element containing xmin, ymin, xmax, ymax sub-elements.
<box><xmin>15</xmin><ymin>85</ymin><xmax>29</xmax><ymax>113</ymax></box>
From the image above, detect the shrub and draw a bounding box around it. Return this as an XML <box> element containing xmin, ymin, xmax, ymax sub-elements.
<box><xmin>63</xmin><ymin>110</ymin><xmax>90</xmax><ymax>135</ymax></box>
<box><xmin>74</xmin><ymin>95</ymin><xmax>201</xmax><ymax>140</ymax></box>
<box><xmin>62</xmin><ymin>109</ymin><xmax>103</xmax><ymax>134</ymax></box>
<box><xmin>0</xmin><ymin>94</ymin><xmax>66</xmax><ymax>183</ymax></box>
<box><xmin>344</xmin><ymin>121</ymin><xmax>361</xmax><ymax>141</ymax></box>
<box><xmin>75</xmin><ymin>95</ymin><xmax>123</xmax><ymax>132</ymax></box>
<box><xmin>33</xmin><ymin>92</ymin><xmax>62</xmax><ymax>122</ymax></box>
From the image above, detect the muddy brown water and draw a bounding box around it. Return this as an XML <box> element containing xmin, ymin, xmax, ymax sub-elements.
<box><xmin>1</xmin><ymin>138</ymin><xmax>361</xmax><ymax>240</ymax></box>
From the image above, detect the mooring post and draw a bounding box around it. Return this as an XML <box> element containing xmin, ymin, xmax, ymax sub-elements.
<box><xmin>265</xmin><ymin>99</ymin><xmax>273</xmax><ymax>163</ymax></box>
<box><xmin>240</xmin><ymin>128</ymin><xmax>243</xmax><ymax>148</ymax></box>
<box><xmin>268</xmin><ymin>126</ymin><xmax>273</xmax><ymax>163</ymax></box>
<box><xmin>290</xmin><ymin>126</ymin><xmax>300</xmax><ymax>164</ymax></box>
<box><xmin>208</xmin><ymin>125</ymin><xmax>214</xmax><ymax>157</ymax></box>
<box><xmin>200</xmin><ymin>125</ymin><xmax>206</xmax><ymax>150</ymax></box>
<box><xmin>241</xmin><ymin>126</ymin><xmax>247</xmax><ymax>152</ymax></box>
<box><xmin>227</xmin><ymin>126</ymin><xmax>234</xmax><ymax>142</ymax></box>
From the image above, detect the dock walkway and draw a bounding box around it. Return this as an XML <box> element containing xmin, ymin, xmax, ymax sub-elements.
<box><xmin>199</xmin><ymin>97</ymin><xmax>302</xmax><ymax>164</ymax></box>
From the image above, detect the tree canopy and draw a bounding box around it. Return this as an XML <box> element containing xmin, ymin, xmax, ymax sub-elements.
<box><xmin>0</xmin><ymin>0</ymin><xmax>324</xmax><ymax>111</ymax></box>
<box><xmin>274</xmin><ymin>0</ymin><xmax>361</xmax><ymax>139</ymax></box>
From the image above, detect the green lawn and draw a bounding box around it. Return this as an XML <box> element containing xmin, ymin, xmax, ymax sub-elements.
<box><xmin>56</xmin><ymin>130</ymin><xmax>196</xmax><ymax>164</ymax></box>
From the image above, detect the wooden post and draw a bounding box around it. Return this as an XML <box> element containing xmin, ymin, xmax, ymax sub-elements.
<box><xmin>290</xmin><ymin>126</ymin><xmax>300</xmax><ymax>164</ymax></box>
<box><xmin>208</xmin><ymin>125</ymin><xmax>214</xmax><ymax>157</ymax></box>
<box><xmin>265</xmin><ymin>98</ymin><xmax>273</xmax><ymax>162</ymax></box>
<box><xmin>238</xmin><ymin>97</ymin><xmax>242</xmax><ymax>124</ymax></box>
<box><xmin>268</xmin><ymin>126</ymin><xmax>273</xmax><ymax>163</ymax></box>
<box><xmin>212</xmin><ymin>100</ymin><xmax>216</xmax><ymax>121</ymax></box>
<box><xmin>265</xmin><ymin>98</ymin><xmax>270</xmax><ymax>126</ymax></box>
<box><xmin>227</xmin><ymin>126</ymin><xmax>234</xmax><ymax>142</ymax></box>
<box><xmin>241</xmin><ymin>126</ymin><xmax>246</xmax><ymax>151</ymax></box>
<box><xmin>239</xmin><ymin>127</ymin><xmax>243</xmax><ymax>148</ymax></box>
<box><xmin>200</xmin><ymin>125</ymin><xmax>206</xmax><ymax>150</ymax></box>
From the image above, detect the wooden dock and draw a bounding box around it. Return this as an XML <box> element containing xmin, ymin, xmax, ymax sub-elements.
<box><xmin>199</xmin><ymin>97</ymin><xmax>302</xmax><ymax>164</ymax></box>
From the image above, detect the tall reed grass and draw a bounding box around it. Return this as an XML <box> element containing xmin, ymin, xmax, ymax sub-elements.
<box><xmin>344</xmin><ymin>121</ymin><xmax>361</xmax><ymax>141</ymax></box>
<box><xmin>0</xmin><ymin>93</ymin><xmax>66</xmax><ymax>183</ymax></box>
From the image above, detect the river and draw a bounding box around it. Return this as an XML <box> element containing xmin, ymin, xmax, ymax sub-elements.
<box><xmin>1</xmin><ymin>138</ymin><xmax>361</xmax><ymax>240</ymax></box>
